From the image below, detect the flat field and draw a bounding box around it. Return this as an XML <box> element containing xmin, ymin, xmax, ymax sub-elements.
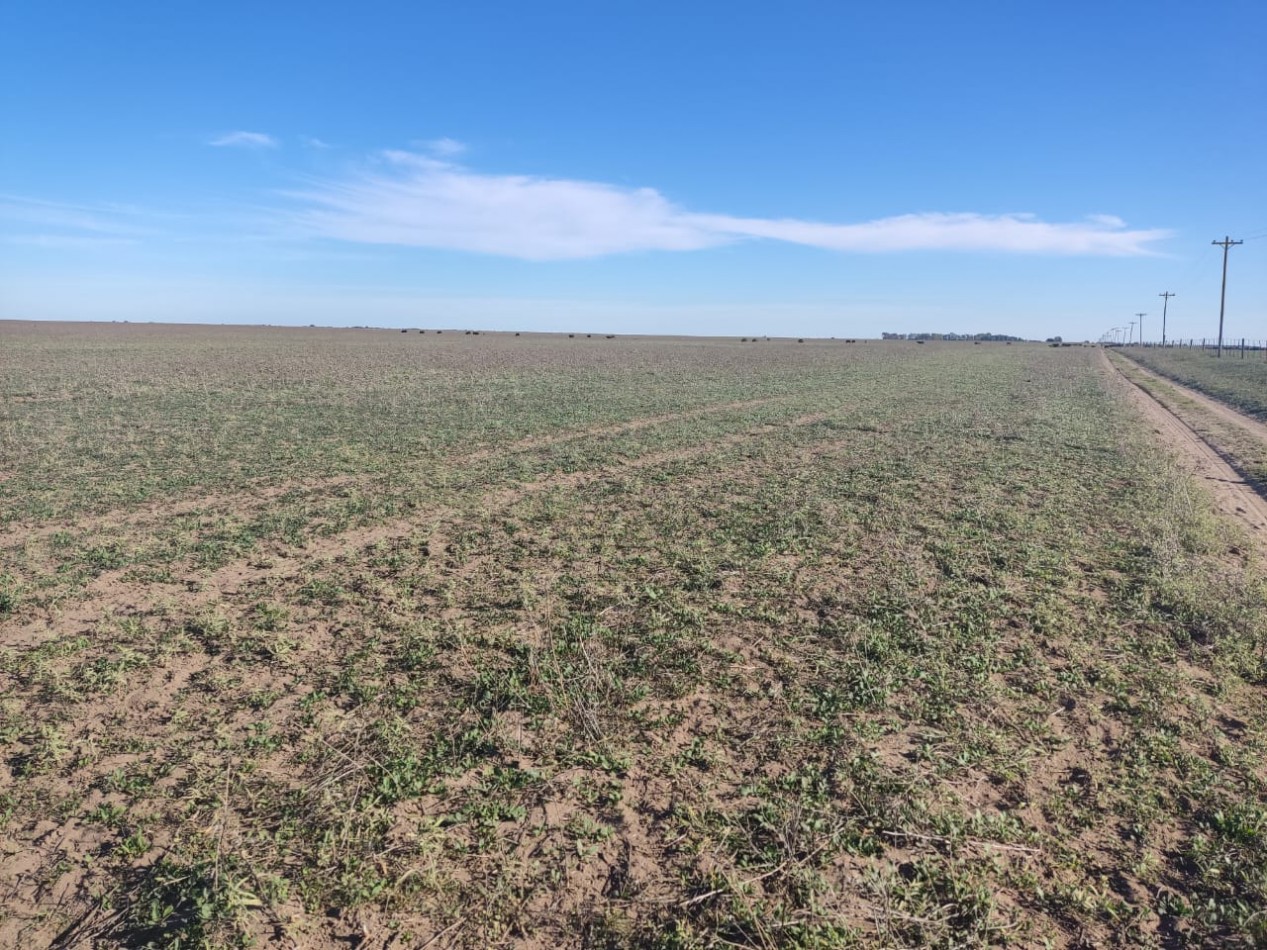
<box><xmin>1122</xmin><ymin>346</ymin><xmax>1267</xmax><ymax>422</ymax></box>
<box><xmin>2</xmin><ymin>324</ymin><xmax>1266</xmax><ymax>948</ymax></box>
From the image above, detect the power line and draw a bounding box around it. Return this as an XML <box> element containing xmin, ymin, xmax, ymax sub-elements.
<box><xmin>1159</xmin><ymin>292</ymin><xmax>1175</xmax><ymax>346</ymax></box>
<box><xmin>1213</xmin><ymin>236</ymin><xmax>1243</xmax><ymax>358</ymax></box>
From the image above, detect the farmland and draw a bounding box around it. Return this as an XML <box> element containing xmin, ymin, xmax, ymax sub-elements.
<box><xmin>2</xmin><ymin>323</ymin><xmax>1267</xmax><ymax>948</ymax></box>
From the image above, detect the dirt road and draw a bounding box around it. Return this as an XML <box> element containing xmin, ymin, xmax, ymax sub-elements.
<box><xmin>1103</xmin><ymin>349</ymin><xmax>1267</xmax><ymax>553</ymax></box>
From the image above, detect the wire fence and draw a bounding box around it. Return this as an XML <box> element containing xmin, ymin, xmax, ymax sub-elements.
<box><xmin>1109</xmin><ymin>339</ymin><xmax>1267</xmax><ymax>358</ymax></box>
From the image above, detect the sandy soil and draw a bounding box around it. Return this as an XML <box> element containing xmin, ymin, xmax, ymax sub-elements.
<box><xmin>1103</xmin><ymin>349</ymin><xmax>1267</xmax><ymax>553</ymax></box>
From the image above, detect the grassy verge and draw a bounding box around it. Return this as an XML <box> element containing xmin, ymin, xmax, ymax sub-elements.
<box><xmin>1123</xmin><ymin>345</ymin><xmax>1267</xmax><ymax>421</ymax></box>
<box><xmin>1112</xmin><ymin>351</ymin><xmax>1267</xmax><ymax>489</ymax></box>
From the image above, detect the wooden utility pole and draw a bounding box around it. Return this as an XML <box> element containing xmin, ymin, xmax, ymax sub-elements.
<box><xmin>1159</xmin><ymin>291</ymin><xmax>1175</xmax><ymax>346</ymax></box>
<box><xmin>1213</xmin><ymin>236</ymin><xmax>1243</xmax><ymax>358</ymax></box>
<box><xmin>1128</xmin><ymin>321</ymin><xmax>1136</xmax><ymax>345</ymax></box>
<box><xmin>1135</xmin><ymin>313</ymin><xmax>1147</xmax><ymax>345</ymax></box>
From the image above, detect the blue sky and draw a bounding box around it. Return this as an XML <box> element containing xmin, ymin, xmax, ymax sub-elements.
<box><xmin>2</xmin><ymin>1</ymin><xmax>1264</xmax><ymax>339</ymax></box>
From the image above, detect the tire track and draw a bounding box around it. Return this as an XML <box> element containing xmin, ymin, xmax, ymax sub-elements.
<box><xmin>1115</xmin><ymin>352</ymin><xmax>1267</xmax><ymax>443</ymax></box>
<box><xmin>0</xmin><ymin>397</ymin><xmax>788</xmax><ymax>549</ymax></box>
<box><xmin>1102</xmin><ymin>350</ymin><xmax>1267</xmax><ymax>554</ymax></box>
<box><xmin>4</xmin><ymin>409</ymin><xmax>837</xmax><ymax>649</ymax></box>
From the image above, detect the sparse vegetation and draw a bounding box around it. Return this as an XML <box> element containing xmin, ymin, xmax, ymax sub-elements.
<box><xmin>1</xmin><ymin>324</ymin><xmax>1265</xmax><ymax>948</ymax></box>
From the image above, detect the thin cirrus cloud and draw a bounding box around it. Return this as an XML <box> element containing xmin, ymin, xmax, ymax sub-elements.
<box><xmin>418</xmin><ymin>137</ymin><xmax>467</xmax><ymax>157</ymax></box>
<box><xmin>285</xmin><ymin>150</ymin><xmax>1172</xmax><ymax>261</ymax></box>
<box><xmin>210</xmin><ymin>130</ymin><xmax>279</xmax><ymax>149</ymax></box>
<box><xmin>0</xmin><ymin>194</ymin><xmax>156</xmax><ymax>246</ymax></box>
<box><xmin>2</xmin><ymin>233</ymin><xmax>138</xmax><ymax>249</ymax></box>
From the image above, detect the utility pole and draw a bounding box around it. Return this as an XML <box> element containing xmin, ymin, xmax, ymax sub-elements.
<box><xmin>1213</xmin><ymin>236</ymin><xmax>1243</xmax><ymax>358</ymax></box>
<box><xmin>1159</xmin><ymin>292</ymin><xmax>1175</xmax><ymax>346</ymax></box>
<box><xmin>1135</xmin><ymin>313</ymin><xmax>1147</xmax><ymax>345</ymax></box>
<box><xmin>1128</xmin><ymin>321</ymin><xmax>1136</xmax><ymax>345</ymax></box>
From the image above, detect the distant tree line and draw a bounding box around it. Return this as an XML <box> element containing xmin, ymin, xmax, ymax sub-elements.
<box><xmin>881</xmin><ymin>332</ymin><xmax>1026</xmax><ymax>342</ymax></box>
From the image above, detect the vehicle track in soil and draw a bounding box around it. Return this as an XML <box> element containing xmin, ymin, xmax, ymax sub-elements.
<box><xmin>0</xmin><ymin>395</ymin><xmax>789</xmax><ymax>548</ymax></box>
<box><xmin>1103</xmin><ymin>349</ymin><xmax>1267</xmax><ymax>555</ymax></box>
<box><xmin>3</xmin><ymin>409</ymin><xmax>841</xmax><ymax>651</ymax></box>
<box><xmin>1119</xmin><ymin>352</ymin><xmax>1267</xmax><ymax>441</ymax></box>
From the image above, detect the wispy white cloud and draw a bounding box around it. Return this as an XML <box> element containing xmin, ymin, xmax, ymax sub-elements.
<box><xmin>301</xmin><ymin>135</ymin><xmax>332</xmax><ymax>150</ymax></box>
<box><xmin>210</xmin><ymin>130</ymin><xmax>279</xmax><ymax>149</ymax></box>
<box><xmin>695</xmin><ymin>211</ymin><xmax>1167</xmax><ymax>256</ymax></box>
<box><xmin>416</xmin><ymin>137</ymin><xmax>467</xmax><ymax>157</ymax></box>
<box><xmin>286</xmin><ymin>151</ymin><xmax>1171</xmax><ymax>260</ymax></box>
<box><xmin>0</xmin><ymin>194</ymin><xmax>159</xmax><ymax>246</ymax></box>
<box><xmin>288</xmin><ymin>152</ymin><xmax>721</xmax><ymax>259</ymax></box>
<box><xmin>2</xmin><ymin>233</ymin><xmax>138</xmax><ymax>249</ymax></box>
